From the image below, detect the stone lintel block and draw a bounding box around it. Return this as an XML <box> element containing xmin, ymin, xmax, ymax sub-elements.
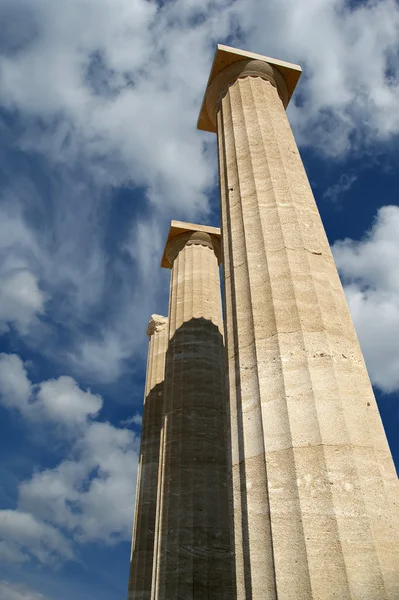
<box><xmin>160</xmin><ymin>220</ymin><xmax>221</xmax><ymax>268</ymax></box>
<box><xmin>197</xmin><ymin>43</ymin><xmax>302</xmax><ymax>133</ymax></box>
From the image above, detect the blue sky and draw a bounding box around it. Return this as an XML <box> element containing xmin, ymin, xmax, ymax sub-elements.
<box><xmin>0</xmin><ymin>0</ymin><xmax>398</xmax><ymax>598</ymax></box>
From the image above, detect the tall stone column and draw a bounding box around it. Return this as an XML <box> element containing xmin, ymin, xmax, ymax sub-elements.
<box><xmin>152</xmin><ymin>221</ymin><xmax>234</xmax><ymax>600</ymax></box>
<box><xmin>128</xmin><ymin>315</ymin><xmax>168</xmax><ymax>600</ymax></box>
<box><xmin>198</xmin><ymin>45</ymin><xmax>399</xmax><ymax>600</ymax></box>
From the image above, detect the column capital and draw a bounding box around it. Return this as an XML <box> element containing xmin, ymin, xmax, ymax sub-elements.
<box><xmin>147</xmin><ymin>314</ymin><xmax>168</xmax><ymax>337</ymax></box>
<box><xmin>198</xmin><ymin>44</ymin><xmax>302</xmax><ymax>133</ymax></box>
<box><xmin>161</xmin><ymin>220</ymin><xmax>221</xmax><ymax>268</ymax></box>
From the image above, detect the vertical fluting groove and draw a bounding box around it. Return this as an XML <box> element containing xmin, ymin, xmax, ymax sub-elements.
<box><xmin>128</xmin><ymin>316</ymin><xmax>167</xmax><ymax>600</ymax></box>
<box><xmin>218</xmin><ymin>142</ymin><xmax>237</xmax><ymax>600</ymax></box>
<box><xmin>151</xmin><ymin>419</ymin><xmax>164</xmax><ymax>599</ymax></box>
<box><xmin>204</xmin><ymin>241</ymin><xmax>210</xmax><ymax>320</ymax></box>
<box><xmin>169</xmin><ymin>258</ymin><xmax>176</xmax><ymax>337</ymax></box>
<box><xmin>220</xmin><ymin>93</ymin><xmax>254</xmax><ymax>600</ymax></box>
<box><xmin>187</xmin><ymin>243</ymin><xmax>193</xmax><ymax>321</ymax></box>
<box><xmin>217</xmin><ymin>108</ymin><xmax>239</xmax><ymax>600</ymax></box>
<box><xmin>227</xmin><ymin>81</ymin><xmax>279</xmax><ymax>599</ymax></box>
<box><xmin>219</xmin><ymin>103</ymin><xmax>255</xmax><ymax>600</ymax></box>
<box><xmin>153</xmin><ymin>233</ymin><xmax>234</xmax><ymax>600</ymax></box>
<box><xmin>177</xmin><ymin>246</ymin><xmax>186</xmax><ymax>592</ymax></box>
<box><xmin>215</xmin><ymin>66</ymin><xmax>399</xmax><ymax>600</ymax></box>
<box><xmin>152</xmin><ymin>412</ymin><xmax>167</xmax><ymax>600</ymax></box>
<box><xmin>158</xmin><ymin>364</ymin><xmax>170</xmax><ymax>599</ymax></box>
<box><xmin>132</xmin><ymin>331</ymin><xmax>153</xmax><ymax>577</ymax></box>
<box><xmin>130</xmin><ymin>455</ymin><xmax>142</xmax><ymax>561</ymax></box>
<box><xmin>204</xmin><ymin>307</ymin><xmax>211</xmax><ymax>596</ymax></box>
<box><xmin>177</xmin><ymin>249</ymin><xmax>183</xmax><ymax>332</ymax></box>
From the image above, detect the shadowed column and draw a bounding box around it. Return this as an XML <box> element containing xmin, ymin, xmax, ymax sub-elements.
<box><xmin>198</xmin><ymin>45</ymin><xmax>399</xmax><ymax>600</ymax></box>
<box><xmin>151</xmin><ymin>221</ymin><xmax>234</xmax><ymax>600</ymax></box>
<box><xmin>128</xmin><ymin>315</ymin><xmax>168</xmax><ymax>600</ymax></box>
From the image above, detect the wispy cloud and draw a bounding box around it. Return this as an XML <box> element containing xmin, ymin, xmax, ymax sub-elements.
<box><xmin>120</xmin><ymin>413</ymin><xmax>142</xmax><ymax>428</ymax></box>
<box><xmin>323</xmin><ymin>173</ymin><xmax>358</xmax><ymax>203</ymax></box>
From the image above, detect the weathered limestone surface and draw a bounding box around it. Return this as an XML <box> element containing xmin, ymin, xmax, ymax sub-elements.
<box><xmin>152</xmin><ymin>223</ymin><xmax>234</xmax><ymax>600</ymax></box>
<box><xmin>128</xmin><ymin>315</ymin><xmax>168</xmax><ymax>600</ymax></box>
<box><xmin>199</xmin><ymin>46</ymin><xmax>399</xmax><ymax>600</ymax></box>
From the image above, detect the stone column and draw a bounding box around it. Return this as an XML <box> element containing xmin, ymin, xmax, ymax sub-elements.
<box><xmin>128</xmin><ymin>315</ymin><xmax>168</xmax><ymax>600</ymax></box>
<box><xmin>198</xmin><ymin>45</ymin><xmax>399</xmax><ymax>600</ymax></box>
<box><xmin>152</xmin><ymin>221</ymin><xmax>234</xmax><ymax>600</ymax></box>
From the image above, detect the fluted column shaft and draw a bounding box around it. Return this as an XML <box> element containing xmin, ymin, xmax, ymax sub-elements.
<box><xmin>128</xmin><ymin>315</ymin><xmax>168</xmax><ymax>600</ymax></box>
<box><xmin>207</xmin><ymin>61</ymin><xmax>398</xmax><ymax>600</ymax></box>
<box><xmin>152</xmin><ymin>229</ymin><xmax>234</xmax><ymax>600</ymax></box>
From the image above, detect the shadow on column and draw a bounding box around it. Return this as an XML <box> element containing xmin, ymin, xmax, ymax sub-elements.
<box><xmin>128</xmin><ymin>379</ymin><xmax>165</xmax><ymax>600</ymax></box>
<box><xmin>157</xmin><ymin>317</ymin><xmax>236</xmax><ymax>600</ymax></box>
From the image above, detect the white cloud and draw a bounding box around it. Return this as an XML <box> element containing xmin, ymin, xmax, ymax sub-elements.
<box><xmin>0</xmin><ymin>270</ymin><xmax>46</xmax><ymax>334</ymax></box>
<box><xmin>69</xmin><ymin>331</ymin><xmax>135</xmax><ymax>384</ymax></box>
<box><xmin>120</xmin><ymin>413</ymin><xmax>142</xmax><ymax>428</ymax></box>
<box><xmin>333</xmin><ymin>205</ymin><xmax>399</xmax><ymax>393</ymax></box>
<box><xmin>0</xmin><ymin>510</ymin><xmax>74</xmax><ymax>566</ymax></box>
<box><xmin>0</xmin><ymin>353</ymin><xmax>140</xmax><ymax>563</ymax></box>
<box><xmin>0</xmin><ymin>200</ymin><xmax>48</xmax><ymax>336</ymax></box>
<box><xmin>0</xmin><ymin>581</ymin><xmax>49</xmax><ymax>600</ymax></box>
<box><xmin>36</xmin><ymin>377</ymin><xmax>102</xmax><ymax>424</ymax></box>
<box><xmin>18</xmin><ymin>420</ymin><xmax>139</xmax><ymax>545</ymax></box>
<box><xmin>0</xmin><ymin>354</ymin><xmax>102</xmax><ymax>424</ymax></box>
<box><xmin>0</xmin><ymin>353</ymin><xmax>32</xmax><ymax>412</ymax></box>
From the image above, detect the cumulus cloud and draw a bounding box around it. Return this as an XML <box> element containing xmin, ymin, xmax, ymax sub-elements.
<box><xmin>0</xmin><ymin>354</ymin><xmax>101</xmax><ymax>424</ymax></box>
<box><xmin>333</xmin><ymin>205</ymin><xmax>399</xmax><ymax>393</ymax></box>
<box><xmin>69</xmin><ymin>330</ymin><xmax>136</xmax><ymax>384</ymax></box>
<box><xmin>36</xmin><ymin>377</ymin><xmax>102</xmax><ymax>424</ymax></box>
<box><xmin>0</xmin><ymin>510</ymin><xmax>73</xmax><ymax>566</ymax></box>
<box><xmin>18</xmin><ymin>421</ymin><xmax>139</xmax><ymax>544</ymax></box>
<box><xmin>0</xmin><ymin>353</ymin><xmax>140</xmax><ymax>564</ymax></box>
